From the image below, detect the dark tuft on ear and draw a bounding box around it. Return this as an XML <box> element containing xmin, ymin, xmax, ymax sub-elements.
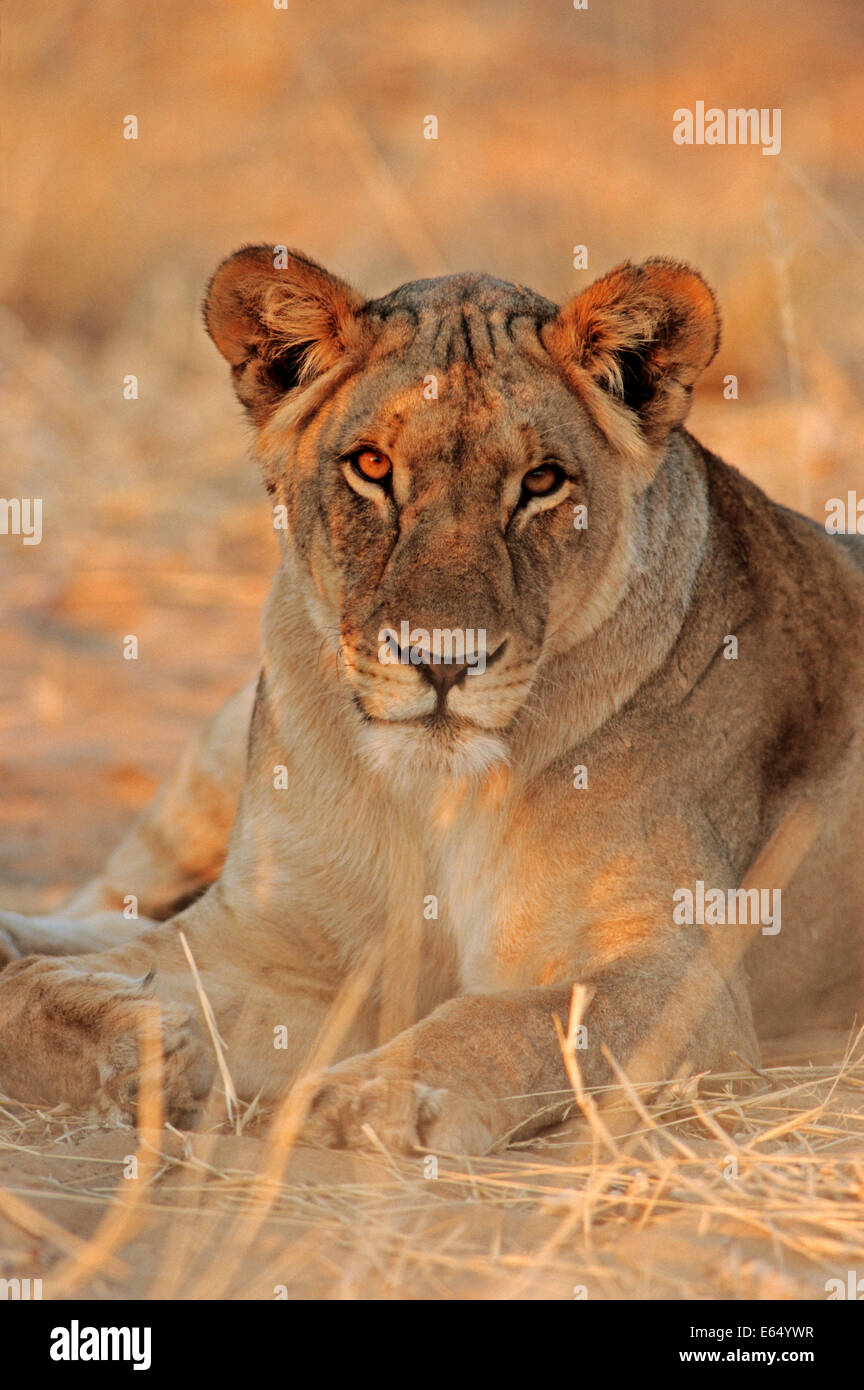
<box><xmin>543</xmin><ymin>258</ymin><xmax>721</xmax><ymax>459</ymax></box>
<box><xmin>203</xmin><ymin>244</ymin><xmax>366</xmax><ymax>426</ymax></box>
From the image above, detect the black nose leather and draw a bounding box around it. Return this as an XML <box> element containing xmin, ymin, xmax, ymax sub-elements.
<box><xmin>417</xmin><ymin>660</ymin><xmax>470</xmax><ymax>697</ymax></box>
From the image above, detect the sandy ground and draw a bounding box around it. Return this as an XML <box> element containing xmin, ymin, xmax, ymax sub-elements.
<box><xmin>2</xmin><ymin>1030</ymin><xmax>864</xmax><ymax>1300</ymax></box>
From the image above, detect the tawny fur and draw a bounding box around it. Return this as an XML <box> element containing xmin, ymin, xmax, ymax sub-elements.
<box><xmin>0</xmin><ymin>249</ymin><xmax>861</xmax><ymax>1155</ymax></box>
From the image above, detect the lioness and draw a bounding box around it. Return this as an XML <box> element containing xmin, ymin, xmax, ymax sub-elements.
<box><xmin>0</xmin><ymin>249</ymin><xmax>861</xmax><ymax>1154</ymax></box>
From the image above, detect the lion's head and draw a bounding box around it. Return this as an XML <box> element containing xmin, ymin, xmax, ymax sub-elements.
<box><xmin>204</xmin><ymin>247</ymin><xmax>719</xmax><ymax>777</ymax></box>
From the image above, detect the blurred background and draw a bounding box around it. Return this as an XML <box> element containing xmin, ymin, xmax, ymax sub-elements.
<box><xmin>1</xmin><ymin>0</ymin><xmax>862</xmax><ymax>906</ymax></box>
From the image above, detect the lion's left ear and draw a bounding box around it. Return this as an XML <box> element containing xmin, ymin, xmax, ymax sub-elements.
<box><xmin>544</xmin><ymin>258</ymin><xmax>720</xmax><ymax>455</ymax></box>
<box><xmin>203</xmin><ymin>244</ymin><xmax>366</xmax><ymax>426</ymax></box>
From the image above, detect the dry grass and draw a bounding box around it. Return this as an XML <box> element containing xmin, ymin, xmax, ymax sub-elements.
<box><xmin>2</xmin><ymin>1031</ymin><xmax>864</xmax><ymax>1299</ymax></box>
<box><xmin>1</xmin><ymin>0</ymin><xmax>862</xmax><ymax>1299</ymax></box>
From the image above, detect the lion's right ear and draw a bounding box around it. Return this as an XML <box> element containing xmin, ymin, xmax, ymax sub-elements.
<box><xmin>203</xmin><ymin>245</ymin><xmax>366</xmax><ymax>426</ymax></box>
<box><xmin>543</xmin><ymin>258</ymin><xmax>720</xmax><ymax>472</ymax></box>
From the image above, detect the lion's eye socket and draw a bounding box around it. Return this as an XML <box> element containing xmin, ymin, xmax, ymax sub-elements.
<box><xmin>521</xmin><ymin>463</ymin><xmax>566</xmax><ymax>498</ymax></box>
<box><xmin>351</xmin><ymin>449</ymin><xmax>392</xmax><ymax>483</ymax></box>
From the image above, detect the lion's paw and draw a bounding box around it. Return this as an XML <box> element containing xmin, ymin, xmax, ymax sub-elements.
<box><xmin>303</xmin><ymin>1064</ymin><xmax>497</xmax><ymax>1156</ymax></box>
<box><xmin>0</xmin><ymin>955</ymin><xmax>213</xmax><ymax>1126</ymax></box>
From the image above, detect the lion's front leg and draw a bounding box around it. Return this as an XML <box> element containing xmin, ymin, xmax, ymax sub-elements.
<box><xmin>0</xmin><ymin>898</ymin><xmax>378</xmax><ymax>1124</ymax></box>
<box><xmin>303</xmin><ymin>948</ymin><xmax>760</xmax><ymax>1156</ymax></box>
<box><xmin>303</xmin><ymin>987</ymin><xmax>574</xmax><ymax>1154</ymax></box>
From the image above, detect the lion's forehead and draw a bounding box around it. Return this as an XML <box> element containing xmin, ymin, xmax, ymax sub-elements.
<box><xmin>311</xmin><ymin>297</ymin><xmax>573</xmax><ymax>472</ymax></box>
<box><xmin>358</xmin><ymin>274</ymin><xmax>560</xmax><ymax>381</ymax></box>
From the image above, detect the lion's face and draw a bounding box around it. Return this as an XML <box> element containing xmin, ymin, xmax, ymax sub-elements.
<box><xmin>205</xmin><ymin>249</ymin><xmax>719</xmax><ymax>774</ymax></box>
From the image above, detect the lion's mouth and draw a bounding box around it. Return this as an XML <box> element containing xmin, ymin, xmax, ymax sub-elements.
<box><xmin>350</xmin><ymin>694</ymin><xmax>486</xmax><ymax>738</ymax></box>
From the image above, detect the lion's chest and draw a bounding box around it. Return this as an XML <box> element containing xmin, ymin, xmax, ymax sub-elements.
<box><xmin>420</xmin><ymin>793</ymin><xmax>517</xmax><ymax>993</ymax></box>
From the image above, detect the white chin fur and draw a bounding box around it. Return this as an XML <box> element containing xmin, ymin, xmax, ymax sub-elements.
<box><xmin>357</xmin><ymin>721</ymin><xmax>508</xmax><ymax>788</ymax></box>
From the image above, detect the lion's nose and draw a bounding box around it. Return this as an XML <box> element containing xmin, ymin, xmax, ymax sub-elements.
<box><xmin>417</xmin><ymin>658</ymin><xmax>470</xmax><ymax>699</ymax></box>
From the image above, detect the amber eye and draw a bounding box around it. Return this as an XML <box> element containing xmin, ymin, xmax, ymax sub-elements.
<box><xmin>351</xmin><ymin>449</ymin><xmax>392</xmax><ymax>483</ymax></box>
<box><xmin>521</xmin><ymin>463</ymin><xmax>566</xmax><ymax>498</ymax></box>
